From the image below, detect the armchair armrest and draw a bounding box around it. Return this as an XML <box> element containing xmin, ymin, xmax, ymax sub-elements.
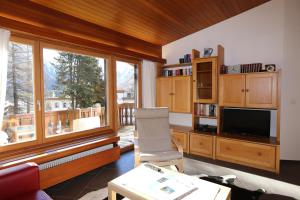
<box><xmin>171</xmin><ymin>137</ymin><xmax>184</xmax><ymax>155</ymax></box>
<box><xmin>0</xmin><ymin>162</ymin><xmax>40</xmax><ymax>199</ymax></box>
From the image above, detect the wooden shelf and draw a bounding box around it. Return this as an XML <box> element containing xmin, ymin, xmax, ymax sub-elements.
<box><xmin>197</xmin><ymin>86</ymin><xmax>212</xmax><ymax>89</ymax></box>
<box><xmin>197</xmin><ymin>70</ymin><xmax>212</xmax><ymax>73</ymax></box>
<box><xmin>194</xmin><ymin>115</ymin><xmax>217</xmax><ymax>119</ymax></box>
<box><xmin>158</xmin><ymin>75</ymin><xmax>192</xmax><ymax>78</ymax></box>
<box><xmin>219</xmin><ymin>132</ymin><xmax>278</xmax><ymax>145</ymax></box>
<box><xmin>162</xmin><ymin>63</ymin><xmax>192</xmax><ymax>68</ymax></box>
<box><xmin>220</xmin><ymin>71</ymin><xmax>278</xmax><ymax>76</ymax></box>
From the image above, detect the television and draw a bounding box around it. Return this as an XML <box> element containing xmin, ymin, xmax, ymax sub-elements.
<box><xmin>221</xmin><ymin>108</ymin><xmax>270</xmax><ymax>137</ymax></box>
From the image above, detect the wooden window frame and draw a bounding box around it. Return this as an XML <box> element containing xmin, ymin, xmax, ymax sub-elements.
<box><xmin>112</xmin><ymin>56</ymin><xmax>142</xmax><ymax>131</ymax></box>
<box><xmin>0</xmin><ymin>34</ymin><xmax>117</xmax><ymax>154</ymax></box>
<box><xmin>0</xmin><ymin>36</ymin><xmax>42</xmax><ymax>153</ymax></box>
<box><xmin>39</xmin><ymin>42</ymin><xmax>113</xmax><ymax>143</ymax></box>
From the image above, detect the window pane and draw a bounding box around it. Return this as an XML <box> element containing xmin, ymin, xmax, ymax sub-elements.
<box><xmin>43</xmin><ymin>48</ymin><xmax>107</xmax><ymax>137</ymax></box>
<box><xmin>0</xmin><ymin>42</ymin><xmax>36</xmax><ymax>146</ymax></box>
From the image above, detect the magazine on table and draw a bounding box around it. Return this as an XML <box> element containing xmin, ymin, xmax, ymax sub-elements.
<box><xmin>119</xmin><ymin>164</ymin><xmax>220</xmax><ymax>200</ymax></box>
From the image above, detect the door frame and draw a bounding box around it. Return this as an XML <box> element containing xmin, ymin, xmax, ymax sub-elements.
<box><xmin>113</xmin><ymin>56</ymin><xmax>142</xmax><ymax>131</ymax></box>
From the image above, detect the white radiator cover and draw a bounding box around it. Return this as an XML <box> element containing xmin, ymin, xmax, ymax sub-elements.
<box><xmin>39</xmin><ymin>144</ymin><xmax>114</xmax><ymax>170</ymax></box>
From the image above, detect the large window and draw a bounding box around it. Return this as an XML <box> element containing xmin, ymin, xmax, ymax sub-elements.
<box><xmin>43</xmin><ymin>48</ymin><xmax>108</xmax><ymax>137</ymax></box>
<box><xmin>0</xmin><ymin>41</ymin><xmax>36</xmax><ymax>146</ymax></box>
<box><xmin>0</xmin><ymin>36</ymin><xmax>113</xmax><ymax>152</ymax></box>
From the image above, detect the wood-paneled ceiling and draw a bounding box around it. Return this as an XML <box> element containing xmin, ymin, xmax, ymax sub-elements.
<box><xmin>31</xmin><ymin>0</ymin><xmax>269</xmax><ymax>46</ymax></box>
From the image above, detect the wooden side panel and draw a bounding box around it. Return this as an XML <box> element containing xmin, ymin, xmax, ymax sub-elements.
<box><xmin>156</xmin><ymin>77</ymin><xmax>172</xmax><ymax>109</ymax></box>
<box><xmin>189</xmin><ymin>133</ymin><xmax>214</xmax><ymax>158</ymax></box>
<box><xmin>246</xmin><ymin>73</ymin><xmax>278</xmax><ymax>108</ymax></box>
<box><xmin>40</xmin><ymin>146</ymin><xmax>120</xmax><ymax>189</ymax></box>
<box><xmin>216</xmin><ymin>138</ymin><xmax>276</xmax><ymax>172</ymax></box>
<box><xmin>219</xmin><ymin>74</ymin><xmax>245</xmax><ymax>107</ymax></box>
<box><xmin>172</xmin><ymin>131</ymin><xmax>189</xmax><ymax>153</ymax></box>
<box><xmin>172</xmin><ymin>76</ymin><xmax>192</xmax><ymax>113</ymax></box>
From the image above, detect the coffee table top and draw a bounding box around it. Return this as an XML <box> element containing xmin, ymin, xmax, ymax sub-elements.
<box><xmin>108</xmin><ymin>164</ymin><xmax>231</xmax><ymax>200</ymax></box>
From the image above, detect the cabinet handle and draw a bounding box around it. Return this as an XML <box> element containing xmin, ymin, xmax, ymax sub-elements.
<box><xmin>241</xmin><ymin>89</ymin><xmax>245</xmax><ymax>92</ymax></box>
<box><xmin>246</xmin><ymin>89</ymin><xmax>249</xmax><ymax>92</ymax></box>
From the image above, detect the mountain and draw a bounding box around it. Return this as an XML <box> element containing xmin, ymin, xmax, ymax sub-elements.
<box><xmin>117</xmin><ymin>65</ymin><xmax>135</xmax><ymax>91</ymax></box>
<box><xmin>44</xmin><ymin>63</ymin><xmax>57</xmax><ymax>92</ymax></box>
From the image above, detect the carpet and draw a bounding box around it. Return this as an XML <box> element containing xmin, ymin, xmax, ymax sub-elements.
<box><xmin>78</xmin><ymin>158</ymin><xmax>300</xmax><ymax>200</ymax></box>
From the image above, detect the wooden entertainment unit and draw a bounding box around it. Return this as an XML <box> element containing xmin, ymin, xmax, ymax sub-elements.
<box><xmin>158</xmin><ymin>46</ymin><xmax>281</xmax><ymax>173</ymax></box>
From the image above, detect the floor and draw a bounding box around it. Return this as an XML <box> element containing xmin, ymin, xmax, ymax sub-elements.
<box><xmin>185</xmin><ymin>154</ymin><xmax>300</xmax><ymax>186</ymax></box>
<box><xmin>117</xmin><ymin>125</ymin><xmax>134</xmax><ymax>151</ymax></box>
<box><xmin>45</xmin><ymin>151</ymin><xmax>134</xmax><ymax>200</ymax></box>
<box><xmin>45</xmin><ymin>150</ymin><xmax>300</xmax><ymax>200</ymax></box>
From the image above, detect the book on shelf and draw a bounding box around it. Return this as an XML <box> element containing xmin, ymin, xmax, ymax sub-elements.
<box><xmin>161</xmin><ymin>67</ymin><xmax>192</xmax><ymax>77</ymax></box>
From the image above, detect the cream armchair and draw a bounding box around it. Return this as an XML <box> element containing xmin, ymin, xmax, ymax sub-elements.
<box><xmin>134</xmin><ymin>107</ymin><xmax>183</xmax><ymax>172</ymax></box>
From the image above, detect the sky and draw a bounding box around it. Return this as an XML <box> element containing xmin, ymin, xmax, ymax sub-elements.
<box><xmin>43</xmin><ymin>48</ymin><xmax>105</xmax><ymax>71</ymax></box>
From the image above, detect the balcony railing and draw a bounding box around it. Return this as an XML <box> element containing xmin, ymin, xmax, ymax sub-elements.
<box><xmin>118</xmin><ymin>103</ymin><xmax>135</xmax><ymax>127</ymax></box>
<box><xmin>1</xmin><ymin>107</ymin><xmax>106</xmax><ymax>143</ymax></box>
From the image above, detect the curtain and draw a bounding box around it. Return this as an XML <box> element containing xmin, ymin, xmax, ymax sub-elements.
<box><xmin>0</xmin><ymin>29</ymin><xmax>10</xmax><ymax>142</ymax></box>
<box><xmin>142</xmin><ymin>60</ymin><xmax>157</xmax><ymax>108</ymax></box>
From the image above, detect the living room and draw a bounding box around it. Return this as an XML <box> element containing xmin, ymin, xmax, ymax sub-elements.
<box><xmin>0</xmin><ymin>0</ymin><xmax>299</xmax><ymax>200</ymax></box>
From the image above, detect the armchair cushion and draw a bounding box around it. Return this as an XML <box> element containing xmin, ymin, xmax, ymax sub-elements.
<box><xmin>136</xmin><ymin>108</ymin><xmax>173</xmax><ymax>153</ymax></box>
<box><xmin>140</xmin><ymin>150</ymin><xmax>183</xmax><ymax>162</ymax></box>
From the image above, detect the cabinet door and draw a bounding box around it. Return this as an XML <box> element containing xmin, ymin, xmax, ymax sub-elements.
<box><xmin>189</xmin><ymin>133</ymin><xmax>214</xmax><ymax>158</ymax></box>
<box><xmin>245</xmin><ymin>73</ymin><xmax>277</xmax><ymax>108</ymax></box>
<box><xmin>172</xmin><ymin>131</ymin><xmax>188</xmax><ymax>153</ymax></box>
<box><xmin>172</xmin><ymin>76</ymin><xmax>192</xmax><ymax>113</ymax></box>
<box><xmin>216</xmin><ymin>138</ymin><xmax>276</xmax><ymax>171</ymax></box>
<box><xmin>193</xmin><ymin>58</ymin><xmax>217</xmax><ymax>103</ymax></box>
<box><xmin>219</xmin><ymin>74</ymin><xmax>246</xmax><ymax>107</ymax></box>
<box><xmin>156</xmin><ymin>77</ymin><xmax>172</xmax><ymax>109</ymax></box>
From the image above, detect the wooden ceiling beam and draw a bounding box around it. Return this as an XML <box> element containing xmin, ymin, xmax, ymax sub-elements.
<box><xmin>0</xmin><ymin>0</ymin><xmax>164</xmax><ymax>62</ymax></box>
<box><xmin>0</xmin><ymin>16</ymin><xmax>165</xmax><ymax>63</ymax></box>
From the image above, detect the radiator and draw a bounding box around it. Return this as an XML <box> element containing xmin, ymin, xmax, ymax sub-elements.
<box><xmin>39</xmin><ymin>144</ymin><xmax>114</xmax><ymax>170</ymax></box>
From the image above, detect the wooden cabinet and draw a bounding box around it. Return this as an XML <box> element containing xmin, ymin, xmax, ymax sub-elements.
<box><xmin>156</xmin><ymin>77</ymin><xmax>173</xmax><ymax>109</ymax></box>
<box><xmin>171</xmin><ymin>131</ymin><xmax>189</xmax><ymax>153</ymax></box>
<box><xmin>245</xmin><ymin>73</ymin><xmax>278</xmax><ymax>108</ymax></box>
<box><xmin>192</xmin><ymin>57</ymin><xmax>217</xmax><ymax>103</ymax></box>
<box><xmin>189</xmin><ymin>133</ymin><xmax>214</xmax><ymax>158</ymax></box>
<box><xmin>216</xmin><ymin>137</ymin><xmax>277</xmax><ymax>172</ymax></box>
<box><xmin>156</xmin><ymin>76</ymin><xmax>192</xmax><ymax>113</ymax></box>
<box><xmin>219</xmin><ymin>72</ymin><xmax>278</xmax><ymax>108</ymax></box>
<box><xmin>219</xmin><ymin>74</ymin><xmax>245</xmax><ymax>107</ymax></box>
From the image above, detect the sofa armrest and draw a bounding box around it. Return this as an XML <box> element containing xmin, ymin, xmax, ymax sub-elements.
<box><xmin>0</xmin><ymin>162</ymin><xmax>40</xmax><ymax>199</ymax></box>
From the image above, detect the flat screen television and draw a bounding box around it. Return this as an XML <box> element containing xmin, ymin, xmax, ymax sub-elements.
<box><xmin>221</xmin><ymin>108</ymin><xmax>270</xmax><ymax>137</ymax></box>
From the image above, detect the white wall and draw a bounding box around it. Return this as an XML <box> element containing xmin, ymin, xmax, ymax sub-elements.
<box><xmin>162</xmin><ymin>0</ymin><xmax>300</xmax><ymax>160</ymax></box>
<box><xmin>280</xmin><ymin>0</ymin><xmax>300</xmax><ymax>160</ymax></box>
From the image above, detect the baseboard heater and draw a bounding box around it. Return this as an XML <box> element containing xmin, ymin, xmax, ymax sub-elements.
<box><xmin>39</xmin><ymin>144</ymin><xmax>120</xmax><ymax>189</ymax></box>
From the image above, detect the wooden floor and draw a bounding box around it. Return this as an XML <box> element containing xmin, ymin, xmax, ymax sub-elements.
<box><xmin>117</xmin><ymin>125</ymin><xmax>134</xmax><ymax>152</ymax></box>
<box><xmin>45</xmin><ymin>151</ymin><xmax>134</xmax><ymax>200</ymax></box>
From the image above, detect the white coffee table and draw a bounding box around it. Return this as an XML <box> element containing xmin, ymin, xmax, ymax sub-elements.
<box><xmin>108</xmin><ymin>164</ymin><xmax>231</xmax><ymax>200</ymax></box>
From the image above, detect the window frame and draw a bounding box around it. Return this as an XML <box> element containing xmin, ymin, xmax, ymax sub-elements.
<box><xmin>0</xmin><ymin>36</ymin><xmax>43</xmax><ymax>153</ymax></box>
<box><xmin>113</xmin><ymin>56</ymin><xmax>142</xmax><ymax>131</ymax></box>
<box><xmin>39</xmin><ymin>42</ymin><xmax>113</xmax><ymax>143</ymax></box>
<box><xmin>0</xmin><ymin>35</ymin><xmax>116</xmax><ymax>154</ymax></box>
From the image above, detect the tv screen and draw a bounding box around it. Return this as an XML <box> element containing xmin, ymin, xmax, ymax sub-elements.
<box><xmin>222</xmin><ymin>109</ymin><xmax>270</xmax><ymax>137</ymax></box>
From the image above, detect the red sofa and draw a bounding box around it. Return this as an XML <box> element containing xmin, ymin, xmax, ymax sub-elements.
<box><xmin>0</xmin><ymin>162</ymin><xmax>52</xmax><ymax>200</ymax></box>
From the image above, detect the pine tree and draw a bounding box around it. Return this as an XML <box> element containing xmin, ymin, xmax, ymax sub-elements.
<box><xmin>7</xmin><ymin>43</ymin><xmax>34</xmax><ymax>115</ymax></box>
<box><xmin>52</xmin><ymin>52</ymin><xmax>105</xmax><ymax>109</ymax></box>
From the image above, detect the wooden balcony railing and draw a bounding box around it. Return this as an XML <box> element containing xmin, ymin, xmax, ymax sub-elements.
<box><xmin>1</xmin><ymin>107</ymin><xmax>106</xmax><ymax>143</ymax></box>
<box><xmin>118</xmin><ymin>103</ymin><xmax>135</xmax><ymax>127</ymax></box>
